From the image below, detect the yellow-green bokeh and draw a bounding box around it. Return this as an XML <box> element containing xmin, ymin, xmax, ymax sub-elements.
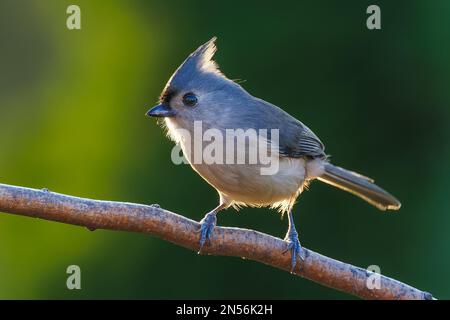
<box><xmin>0</xmin><ymin>0</ymin><xmax>449</xmax><ymax>299</ymax></box>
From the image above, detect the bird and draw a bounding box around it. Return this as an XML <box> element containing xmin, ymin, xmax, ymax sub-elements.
<box><xmin>146</xmin><ymin>37</ymin><xmax>401</xmax><ymax>271</ymax></box>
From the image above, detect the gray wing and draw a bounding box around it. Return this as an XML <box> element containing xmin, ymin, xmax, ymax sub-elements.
<box><xmin>214</xmin><ymin>87</ymin><xmax>326</xmax><ymax>159</ymax></box>
<box><xmin>254</xmin><ymin>98</ymin><xmax>326</xmax><ymax>159</ymax></box>
<box><xmin>278</xmin><ymin>119</ymin><xmax>326</xmax><ymax>159</ymax></box>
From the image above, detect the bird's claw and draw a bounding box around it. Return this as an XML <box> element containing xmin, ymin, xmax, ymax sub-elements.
<box><xmin>198</xmin><ymin>212</ymin><xmax>217</xmax><ymax>253</ymax></box>
<box><xmin>283</xmin><ymin>230</ymin><xmax>305</xmax><ymax>272</ymax></box>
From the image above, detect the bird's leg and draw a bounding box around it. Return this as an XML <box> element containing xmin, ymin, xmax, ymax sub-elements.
<box><xmin>198</xmin><ymin>203</ymin><xmax>226</xmax><ymax>253</ymax></box>
<box><xmin>283</xmin><ymin>210</ymin><xmax>306</xmax><ymax>272</ymax></box>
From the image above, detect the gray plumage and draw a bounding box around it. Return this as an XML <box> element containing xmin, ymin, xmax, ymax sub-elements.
<box><xmin>146</xmin><ymin>37</ymin><xmax>401</xmax><ymax>269</ymax></box>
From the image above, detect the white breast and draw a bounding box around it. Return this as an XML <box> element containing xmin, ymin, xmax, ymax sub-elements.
<box><xmin>189</xmin><ymin>156</ymin><xmax>324</xmax><ymax>213</ymax></box>
<box><xmin>164</xmin><ymin>117</ymin><xmax>325</xmax><ymax>213</ymax></box>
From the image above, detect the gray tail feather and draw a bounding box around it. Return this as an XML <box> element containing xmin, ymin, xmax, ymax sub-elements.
<box><xmin>318</xmin><ymin>163</ymin><xmax>401</xmax><ymax>211</ymax></box>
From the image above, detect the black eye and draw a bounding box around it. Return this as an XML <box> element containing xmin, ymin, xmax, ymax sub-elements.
<box><xmin>182</xmin><ymin>93</ymin><xmax>198</xmax><ymax>107</ymax></box>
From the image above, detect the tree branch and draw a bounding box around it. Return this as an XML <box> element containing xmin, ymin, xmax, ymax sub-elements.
<box><xmin>0</xmin><ymin>183</ymin><xmax>433</xmax><ymax>300</ymax></box>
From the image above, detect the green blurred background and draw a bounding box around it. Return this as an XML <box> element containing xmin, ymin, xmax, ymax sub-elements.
<box><xmin>0</xmin><ymin>0</ymin><xmax>449</xmax><ymax>299</ymax></box>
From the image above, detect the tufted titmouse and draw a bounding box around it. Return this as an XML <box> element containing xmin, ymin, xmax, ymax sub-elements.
<box><xmin>146</xmin><ymin>38</ymin><xmax>400</xmax><ymax>271</ymax></box>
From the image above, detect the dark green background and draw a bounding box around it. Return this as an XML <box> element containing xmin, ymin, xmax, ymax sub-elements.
<box><xmin>0</xmin><ymin>0</ymin><xmax>449</xmax><ymax>299</ymax></box>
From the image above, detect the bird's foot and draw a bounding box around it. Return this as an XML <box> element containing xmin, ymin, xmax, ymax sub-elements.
<box><xmin>198</xmin><ymin>211</ymin><xmax>217</xmax><ymax>253</ymax></box>
<box><xmin>283</xmin><ymin>229</ymin><xmax>306</xmax><ymax>273</ymax></box>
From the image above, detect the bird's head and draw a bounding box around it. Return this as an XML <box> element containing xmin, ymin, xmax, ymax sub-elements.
<box><xmin>146</xmin><ymin>37</ymin><xmax>247</xmax><ymax>131</ymax></box>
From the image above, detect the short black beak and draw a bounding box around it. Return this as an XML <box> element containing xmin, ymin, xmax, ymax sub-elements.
<box><xmin>145</xmin><ymin>104</ymin><xmax>176</xmax><ymax>117</ymax></box>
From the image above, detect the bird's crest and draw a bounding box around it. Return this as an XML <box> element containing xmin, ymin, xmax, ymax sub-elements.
<box><xmin>188</xmin><ymin>36</ymin><xmax>219</xmax><ymax>74</ymax></box>
<box><xmin>165</xmin><ymin>37</ymin><xmax>224</xmax><ymax>93</ymax></box>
